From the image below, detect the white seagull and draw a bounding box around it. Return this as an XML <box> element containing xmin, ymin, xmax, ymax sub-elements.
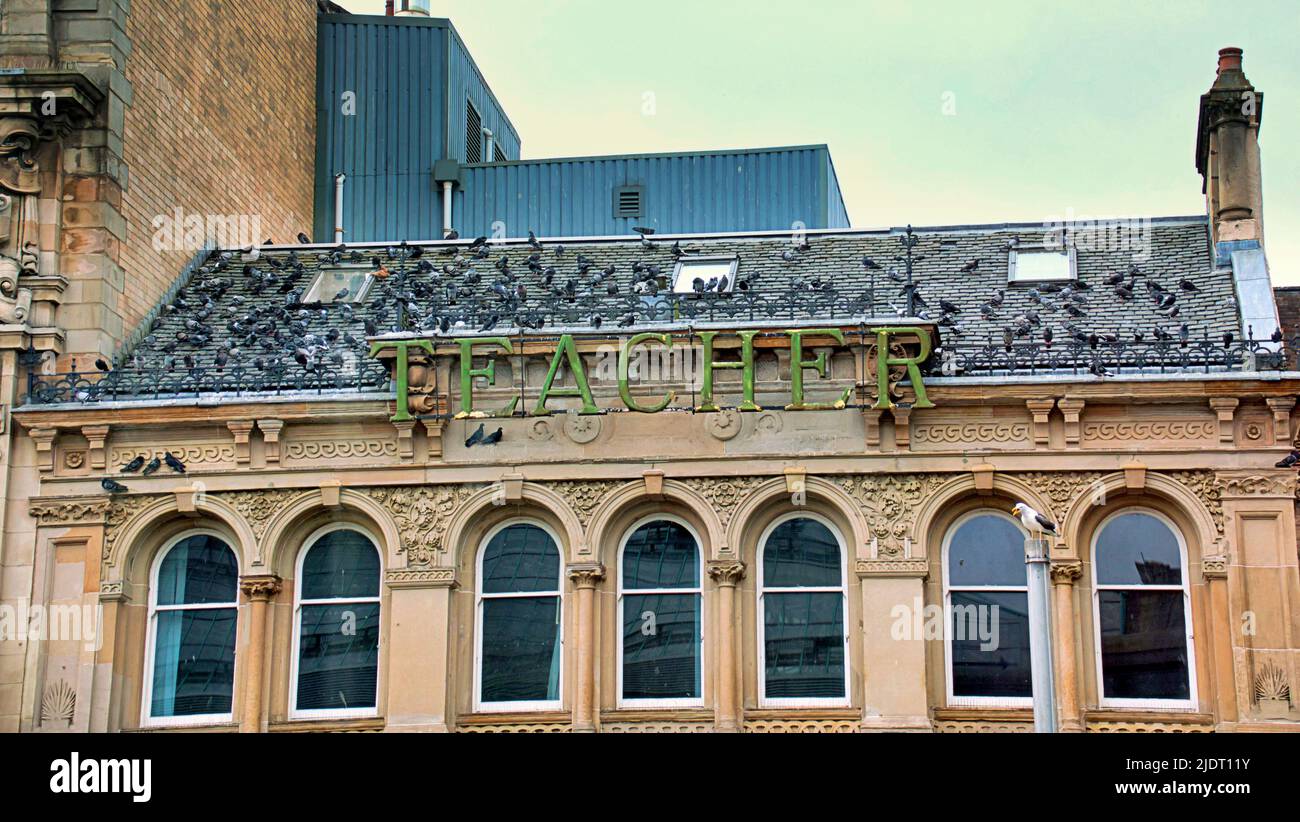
<box><xmin>1012</xmin><ymin>502</ymin><xmax>1057</xmax><ymax>536</ymax></box>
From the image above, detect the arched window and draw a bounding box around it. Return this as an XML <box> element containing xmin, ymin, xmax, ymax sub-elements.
<box><xmin>618</xmin><ymin>516</ymin><xmax>703</xmax><ymax>706</ymax></box>
<box><xmin>1092</xmin><ymin>509</ymin><xmax>1196</xmax><ymax>707</ymax></box>
<box><xmin>943</xmin><ymin>511</ymin><xmax>1033</xmax><ymax>706</ymax></box>
<box><xmin>757</xmin><ymin>514</ymin><xmax>849</xmax><ymax>706</ymax></box>
<box><xmin>475</xmin><ymin>522</ymin><xmax>563</xmax><ymax>711</ymax></box>
<box><xmin>291</xmin><ymin>526</ymin><xmax>381</xmax><ymax>718</ymax></box>
<box><xmin>143</xmin><ymin>531</ymin><xmax>239</xmax><ymax>726</ymax></box>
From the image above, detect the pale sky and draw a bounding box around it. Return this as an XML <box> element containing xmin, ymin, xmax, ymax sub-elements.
<box><xmin>341</xmin><ymin>1</ymin><xmax>1300</xmax><ymax>284</ymax></box>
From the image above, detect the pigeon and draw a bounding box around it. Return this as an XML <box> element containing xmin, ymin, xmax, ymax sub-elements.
<box><xmin>142</xmin><ymin>457</ymin><xmax>161</xmax><ymax>476</ymax></box>
<box><xmin>1275</xmin><ymin>450</ymin><xmax>1300</xmax><ymax>469</ymax></box>
<box><xmin>163</xmin><ymin>451</ymin><xmax>186</xmax><ymax>474</ymax></box>
<box><xmin>1178</xmin><ymin>278</ymin><xmax>1200</xmax><ymax>292</ymax></box>
<box><xmin>1012</xmin><ymin>502</ymin><xmax>1057</xmax><ymax>536</ymax></box>
<box><xmin>95</xmin><ymin>358</ymin><xmax>111</xmax><ymax>372</ymax></box>
<box><xmin>121</xmin><ymin>455</ymin><xmax>145</xmax><ymax>473</ymax></box>
<box><xmin>482</xmin><ymin>427</ymin><xmax>503</xmax><ymax>445</ymax></box>
<box><xmin>101</xmin><ymin>478</ymin><xmax>129</xmax><ymax>494</ymax></box>
<box><xmin>296</xmin><ymin>232</ymin><xmax>311</xmax><ymax>244</ymax></box>
<box><xmin>465</xmin><ymin>422</ymin><xmax>485</xmax><ymax>448</ymax></box>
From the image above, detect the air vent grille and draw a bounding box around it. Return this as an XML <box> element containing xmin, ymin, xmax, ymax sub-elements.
<box><xmin>614</xmin><ymin>185</ymin><xmax>643</xmax><ymax>218</ymax></box>
<box><xmin>465</xmin><ymin>101</ymin><xmax>482</xmax><ymax>163</ymax></box>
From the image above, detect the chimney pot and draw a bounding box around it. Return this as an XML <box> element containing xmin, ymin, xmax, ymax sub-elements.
<box><xmin>1217</xmin><ymin>47</ymin><xmax>1243</xmax><ymax>74</ymax></box>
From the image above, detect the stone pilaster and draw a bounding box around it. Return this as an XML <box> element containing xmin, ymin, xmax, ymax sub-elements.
<box><xmin>856</xmin><ymin>558</ymin><xmax>931</xmax><ymax>731</ymax></box>
<box><xmin>567</xmin><ymin>563</ymin><xmax>605</xmax><ymax>732</ymax></box>
<box><xmin>238</xmin><ymin>574</ymin><xmax>282</xmax><ymax>733</ymax></box>
<box><xmin>707</xmin><ymin>560</ymin><xmax>745</xmax><ymax>732</ymax></box>
<box><xmin>1049</xmin><ymin>561</ymin><xmax>1083</xmax><ymax>732</ymax></box>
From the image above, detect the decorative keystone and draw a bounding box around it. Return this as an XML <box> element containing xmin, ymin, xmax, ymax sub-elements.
<box><xmin>319</xmin><ymin>480</ymin><xmax>342</xmax><ymax>508</ymax></box>
<box><xmin>643</xmin><ymin>469</ymin><xmax>664</xmax><ymax>498</ymax></box>
<box><xmin>971</xmin><ymin>463</ymin><xmax>996</xmax><ymax>494</ymax></box>
<box><xmin>784</xmin><ymin>467</ymin><xmax>807</xmax><ymax>496</ymax></box>
<box><xmin>1123</xmin><ymin>461</ymin><xmax>1147</xmax><ymax>491</ymax></box>
<box><xmin>501</xmin><ymin>473</ymin><xmax>524</xmax><ymax>502</ymax></box>
<box><xmin>174</xmin><ymin>485</ymin><xmax>199</xmax><ymax>513</ymax></box>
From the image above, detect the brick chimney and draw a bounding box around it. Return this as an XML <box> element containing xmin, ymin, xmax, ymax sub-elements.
<box><xmin>1196</xmin><ymin>47</ymin><xmax>1265</xmax><ymax>255</ymax></box>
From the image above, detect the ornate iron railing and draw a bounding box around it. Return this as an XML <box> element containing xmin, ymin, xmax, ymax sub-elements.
<box><xmin>937</xmin><ymin>334</ymin><xmax>1293</xmax><ymax>377</ymax></box>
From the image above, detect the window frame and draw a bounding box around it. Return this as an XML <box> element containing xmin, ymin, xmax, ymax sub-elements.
<box><xmin>755</xmin><ymin>511</ymin><xmax>851</xmax><ymax>708</ymax></box>
<box><xmin>472</xmin><ymin>518</ymin><xmax>566</xmax><ymax>714</ymax></box>
<box><xmin>302</xmin><ymin>264</ymin><xmax>374</xmax><ymax>304</ymax></box>
<box><xmin>670</xmin><ymin>256</ymin><xmax>740</xmax><ymax>295</ymax></box>
<box><xmin>141</xmin><ymin>528</ymin><xmax>241</xmax><ymax>729</ymax></box>
<box><xmin>1007</xmin><ymin>243</ymin><xmax>1077</xmax><ymax>284</ymax></box>
<box><xmin>1090</xmin><ymin>507</ymin><xmax>1199</xmax><ymax>711</ymax></box>
<box><xmin>941</xmin><ymin>509</ymin><xmax>1034</xmax><ymax>709</ymax></box>
<box><xmin>288</xmin><ymin>523</ymin><xmax>383</xmax><ymax>721</ymax></box>
<box><xmin>616</xmin><ymin>513</ymin><xmax>706</xmax><ymax>709</ymax></box>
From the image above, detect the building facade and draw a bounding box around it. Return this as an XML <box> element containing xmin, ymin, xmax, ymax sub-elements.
<box><xmin>0</xmin><ymin>4</ymin><xmax>1296</xmax><ymax>733</ymax></box>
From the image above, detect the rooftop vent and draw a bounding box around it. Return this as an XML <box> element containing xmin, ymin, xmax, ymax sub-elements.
<box><xmin>465</xmin><ymin>101</ymin><xmax>482</xmax><ymax>163</ymax></box>
<box><xmin>614</xmin><ymin>185</ymin><xmax>644</xmax><ymax>219</ymax></box>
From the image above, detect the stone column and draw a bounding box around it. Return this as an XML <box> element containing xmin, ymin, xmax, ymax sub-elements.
<box><xmin>708</xmin><ymin>560</ymin><xmax>746</xmax><ymax>732</ymax></box>
<box><xmin>567</xmin><ymin>563</ymin><xmax>605</xmax><ymax>732</ymax></box>
<box><xmin>1050</xmin><ymin>561</ymin><xmax>1083</xmax><ymax>732</ymax></box>
<box><xmin>1202</xmin><ymin>555</ymin><xmax>1238</xmax><ymax>724</ymax></box>
<box><xmin>238</xmin><ymin>575</ymin><xmax>282</xmax><ymax>733</ymax></box>
<box><xmin>857</xmin><ymin>559</ymin><xmax>931</xmax><ymax>731</ymax></box>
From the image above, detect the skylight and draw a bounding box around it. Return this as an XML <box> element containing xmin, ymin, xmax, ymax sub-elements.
<box><xmin>671</xmin><ymin>256</ymin><xmax>739</xmax><ymax>295</ymax></box>
<box><xmin>304</xmin><ymin>264</ymin><xmax>374</xmax><ymax>304</ymax></box>
<box><xmin>1008</xmin><ymin>246</ymin><xmax>1076</xmax><ymax>283</ymax></box>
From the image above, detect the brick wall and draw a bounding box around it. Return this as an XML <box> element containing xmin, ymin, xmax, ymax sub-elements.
<box><xmin>117</xmin><ymin>0</ymin><xmax>317</xmax><ymax>341</ymax></box>
<box><xmin>1276</xmin><ymin>287</ymin><xmax>1300</xmax><ymax>339</ymax></box>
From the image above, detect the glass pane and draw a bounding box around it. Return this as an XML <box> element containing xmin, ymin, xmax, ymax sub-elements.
<box><xmin>947</xmin><ymin>514</ymin><xmax>1026</xmax><ymax>587</ymax></box>
<box><xmin>150</xmin><ymin>607</ymin><xmax>236</xmax><ymax>717</ymax></box>
<box><xmin>156</xmin><ymin>535</ymin><xmax>238</xmax><ymax>606</ymax></box>
<box><xmin>301</xmin><ymin>530</ymin><xmax>380</xmax><ymax>600</ymax></box>
<box><xmin>1096</xmin><ymin>512</ymin><xmax>1184</xmax><ymax>585</ymax></box>
<box><xmin>622</xmin><ymin>521</ymin><xmax>699</xmax><ymax>590</ymax></box>
<box><xmin>482</xmin><ymin>524</ymin><xmax>561</xmax><ymax>594</ymax></box>
<box><xmin>296</xmin><ymin>602</ymin><xmax>380</xmax><ymax>711</ymax></box>
<box><xmin>763</xmin><ymin>591</ymin><xmax>844</xmax><ymax>699</ymax></box>
<box><xmin>1098</xmin><ymin>590</ymin><xmax>1191</xmax><ymax>700</ymax></box>
<box><xmin>950</xmin><ymin>591</ymin><xmax>1032</xmax><ymax>699</ymax></box>
<box><xmin>480</xmin><ymin>596</ymin><xmax>561</xmax><ymax>702</ymax></box>
<box><xmin>622</xmin><ymin>593</ymin><xmax>700</xmax><ymax>700</ymax></box>
<box><xmin>763</xmin><ymin>518</ymin><xmax>841</xmax><ymax>588</ymax></box>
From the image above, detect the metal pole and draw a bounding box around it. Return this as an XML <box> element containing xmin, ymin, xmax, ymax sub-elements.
<box><xmin>1024</xmin><ymin>537</ymin><xmax>1058</xmax><ymax>733</ymax></box>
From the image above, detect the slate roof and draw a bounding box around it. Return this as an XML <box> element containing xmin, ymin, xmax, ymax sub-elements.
<box><xmin>38</xmin><ymin>216</ymin><xmax>1242</xmax><ymax>403</ymax></box>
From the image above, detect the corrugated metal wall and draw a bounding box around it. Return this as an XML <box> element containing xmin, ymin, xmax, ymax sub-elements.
<box><xmin>447</xmin><ymin>28</ymin><xmax>520</xmax><ymax>163</ymax></box>
<box><xmin>454</xmin><ymin>146</ymin><xmax>844</xmax><ymax>238</ymax></box>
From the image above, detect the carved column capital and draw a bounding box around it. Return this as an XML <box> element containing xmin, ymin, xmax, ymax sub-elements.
<box><xmin>567</xmin><ymin>563</ymin><xmax>606</xmax><ymax>589</ymax></box>
<box><xmin>1050</xmin><ymin>561</ymin><xmax>1083</xmax><ymax>585</ymax></box>
<box><xmin>707</xmin><ymin>560</ymin><xmax>747</xmax><ymax>587</ymax></box>
<box><xmin>239</xmin><ymin>575</ymin><xmax>283</xmax><ymax>602</ymax></box>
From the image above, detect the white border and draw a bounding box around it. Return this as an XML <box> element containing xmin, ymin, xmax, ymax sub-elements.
<box><xmin>472</xmin><ymin>519</ymin><xmax>565</xmax><ymax>713</ymax></box>
<box><xmin>755</xmin><ymin>512</ymin><xmax>851</xmax><ymax>708</ymax></box>
<box><xmin>141</xmin><ymin>529</ymin><xmax>240</xmax><ymax>728</ymax></box>
<box><xmin>616</xmin><ymin>513</ymin><xmax>706</xmax><ymax>709</ymax></box>
<box><xmin>1091</xmin><ymin>507</ymin><xmax>1199</xmax><ymax>710</ymax></box>
<box><xmin>941</xmin><ymin>510</ymin><xmax>1034</xmax><ymax>708</ymax></box>
<box><xmin>288</xmin><ymin>523</ymin><xmax>383</xmax><ymax>720</ymax></box>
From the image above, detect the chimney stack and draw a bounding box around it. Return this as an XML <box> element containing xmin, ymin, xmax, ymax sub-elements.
<box><xmin>1196</xmin><ymin>47</ymin><xmax>1265</xmax><ymax>257</ymax></box>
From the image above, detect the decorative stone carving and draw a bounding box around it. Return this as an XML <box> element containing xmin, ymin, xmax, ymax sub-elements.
<box><xmin>239</xmin><ymin>575</ymin><xmax>283</xmax><ymax>601</ymax></box>
<box><xmin>1050</xmin><ymin>561</ymin><xmax>1083</xmax><ymax>584</ymax></box>
<box><xmin>706</xmin><ymin>560</ymin><xmax>746</xmax><ymax>585</ymax></box>
<box><xmin>28</xmin><ymin>496</ymin><xmax>109</xmax><ymax>526</ymax></box>
<box><xmin>1215</xmin><ymin>471</ymin><xmax>1294</xmax><ymax>498</ymax></box>
<box><xmin>1202</xmin><ymin>554</ymin><xmax>1228</xmax><ymax>579</ymax></box>
<box><xmin>855</xmin><ymin>558</ymin><xmax>928</xmax><ymax>577</ymax></box>
<box><xmin>40</xmin><ymin>680</ymin><xmax>76</xmax><ymax>728</ymax></box>
<box><xmin>386</xmin><ymin>567</ymin><xmax>457</xmax><ymax>588</ymax></box>
<box><xmin>564</xmin><ymin>413</ymin><xmax>602</xmax><ymax>444</ymax></box>
<box><xmin>839</xmin><ymin>474</ymin><xmax>947</xmax><ymax>558</ymax></box>
<box><xmin>103</xmin><ymin>494</ymin><xmax>162</xmax><ymax>560</ymax></box>
<box><xmin>528</xmin><ymin>417</ymin><xmax>555</xmax><ymax>441</ymax></box>
<box><xmin>369</xmin><ymin>484</ymin><xmax>483</xmax><ymax>566</ymax></box>
<box><xmin>548</xmin><ymin>480</ymin><xmax>617</xmax><ymax>527</ymax></box>
<box><xmin>755</xmin><ymin>412</ymin><xmax>783</xmax><ymax>436</ymax></box>
<box><xmin>216</xmin><ymin>489</ymin><xmax>301</xmax><ymax>546</ymax></box>
<box><xmin>704</xmin><ymin>409</ymin><xmax>742</xmax><ymax>441</ymax></box>
<box><xmin>110</xmin><ymin>442</ymin><xmax>236</xmax><ymax>468</ymax></box>
<box><xmin>682</xmin><ymin>476</ymin><xmax>766</xmax><ymax>529</ymax></box>
<box><xmin>913</xmin><ymin>422</ymin><xmax>1031</xmax><ymax>446</ymax></box>
<box><xmin>1010</xmin><ymin>471</ymin><xmax>1106</xmax><ymax>529</ymax></box>
<box><xmin>283</xmin><ymin>437</ymin><xmax>398</xmax><ymax>463</ymax></box>
<box><xmin>567</xmin><ymin>563</ymin><xmax>607</xmax><ymax>588</ymax></box>
<box><xmin>1169</xmin><ymin>470</ymin><xmax>1225</xmax><ymax>538</ymax></box>
<box><xmin>1081</xmin><ymin>420</ymin><xmax>1216</xmax><ymax>444</ymax></box>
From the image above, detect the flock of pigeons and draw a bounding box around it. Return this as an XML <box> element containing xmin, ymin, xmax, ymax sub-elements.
<box><xmin>100</xmin><ymin>450</ymin><xmax>186</xmax><ymax>493</ymax></box>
